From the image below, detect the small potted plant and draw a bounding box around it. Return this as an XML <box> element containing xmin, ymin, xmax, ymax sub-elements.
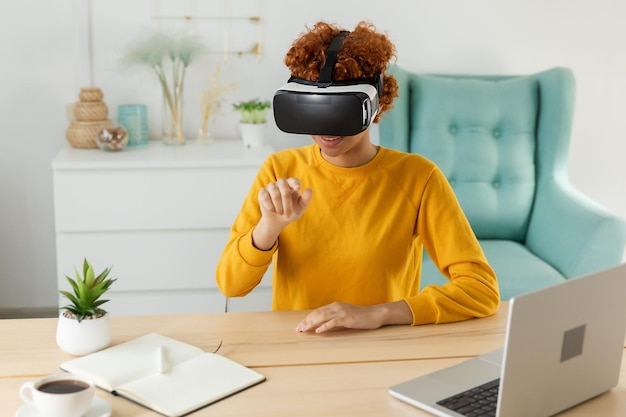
<box><xmin>232</xmin><ymin>98</ymin><xmax>271</xmax><ymax>148</ymax></box>
<box><xmin>56</xmin><ymin>259</ymin><xmax>117</xmax><ymax>356</ymax></box>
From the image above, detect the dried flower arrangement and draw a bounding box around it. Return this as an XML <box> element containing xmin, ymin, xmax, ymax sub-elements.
<box><xmin>198</xmin><ymin>64</ymin><xmax>238</xmax><ymax>142</ymax></box>
<box><xmin>120</xmin><ymin>31</ymin><xmax>206</xmax><ymax>144</ymax></box>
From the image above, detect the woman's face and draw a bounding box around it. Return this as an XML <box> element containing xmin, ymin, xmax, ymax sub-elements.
<box><xmin>311</xmin><ymin>128</ymin><xmax>376</xmax><ymax>168</ymax></box>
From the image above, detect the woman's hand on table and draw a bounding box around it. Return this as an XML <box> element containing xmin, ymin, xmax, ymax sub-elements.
<box><xmin>295</xmin><ymin>300</ymin><xmax>412</xmax><ymax>334</ymax></box>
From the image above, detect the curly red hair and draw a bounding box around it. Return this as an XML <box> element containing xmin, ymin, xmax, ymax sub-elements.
<box><xmin>284</xmin><ymin>21</ymin><xmax>399</xmax><ymax>123</ymax></box>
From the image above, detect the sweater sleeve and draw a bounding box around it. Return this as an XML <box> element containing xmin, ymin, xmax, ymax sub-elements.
<box><xmin>215</xmin><ymin>158</ymin><xmax>277</xmax><ymax>297</ymax></box>
<box><xmin>404</xmin><ymin>167</ymin><xmax>500</xmax><ymax>325</ymax></box>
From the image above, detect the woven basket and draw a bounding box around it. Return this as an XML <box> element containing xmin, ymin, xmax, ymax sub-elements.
<box><xmin>73</xmin><ymin>101</ymin><xmax>108</xmax><ymax>121</ymax></box>
<box><xmin>66</xmin><ymin>119</ymin><xmax>112</xmax><ymax>149</ymax></box>
<box><xmin>78</xmin><ymin>87</ymin><xmax>104</xmax><ymax>102</ymax></box>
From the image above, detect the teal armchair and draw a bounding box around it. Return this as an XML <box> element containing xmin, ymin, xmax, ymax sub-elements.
<box><xmin>380</xmin><ymin>66</ymin><xmax>626</xmax><ymax>299</ymax></box>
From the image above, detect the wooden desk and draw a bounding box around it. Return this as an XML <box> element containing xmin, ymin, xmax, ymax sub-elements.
<box><xmin>2</xmin><ymin>303</ymin><xmax>625</xmax><ymax>416</ymax></box>
<box><xmin>0</xmin><ymin>307</ymin><xmax>509</xmax><ymax>376</ymax></box>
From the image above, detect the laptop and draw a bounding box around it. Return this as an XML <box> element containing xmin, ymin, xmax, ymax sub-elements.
<box><xmin>389</xmin><ymin>263</ymin><xmax>626</xmax><ymax>417</ymax></box>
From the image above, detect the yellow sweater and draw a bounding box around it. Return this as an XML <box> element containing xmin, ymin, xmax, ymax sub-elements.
<box><xmin>216</xmin><ymin>145</ymin><xmax>499</xmax><ymax>325</ymax></box>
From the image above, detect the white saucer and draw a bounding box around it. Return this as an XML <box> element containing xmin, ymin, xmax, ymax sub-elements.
<box><xmin>15</xmin><ymin>396</ymin><xmax>111</xmax><ymax>417</ymax></box>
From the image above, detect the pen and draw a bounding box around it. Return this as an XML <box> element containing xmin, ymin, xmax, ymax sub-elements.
<box><xmin>158</xmin><ymin>345</ymin><xmax>168</xmax><ymax>374</ymax></box>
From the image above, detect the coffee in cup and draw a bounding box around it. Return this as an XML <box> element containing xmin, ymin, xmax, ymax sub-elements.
<box><xmin>20</xmin><ymin>373</ymin><xmax>95</xmax><ymax>417</ymax></box>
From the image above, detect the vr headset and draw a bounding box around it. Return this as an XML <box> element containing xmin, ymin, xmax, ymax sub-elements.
<box><xmin>273</xmin><ymin>31</ymin><xmax>383</xmax><ymax>136</ymax></box>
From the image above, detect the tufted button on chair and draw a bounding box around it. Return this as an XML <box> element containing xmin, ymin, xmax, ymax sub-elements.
<box><xmin>380</xmin><ymin>66</ymin><xmax>626</xmax><ymax>300</ymax></box>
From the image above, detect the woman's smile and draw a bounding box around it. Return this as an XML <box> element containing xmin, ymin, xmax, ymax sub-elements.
<box><xmin>319</xmin><ymin>136</ymin><xmax>343</xmax><ymax>143</ymax></box>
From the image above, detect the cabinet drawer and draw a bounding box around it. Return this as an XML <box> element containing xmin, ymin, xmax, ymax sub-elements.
<box><xmin>55</xmin><ymin>230</ymin><xmax>272</xmax><ymax>292</ymax></box>
<box><xmin>58</xmin><ymin>287</ymin><xmax>273</xmax><ymax>316</ymax></box>
<box><xmin>53</xmin><ymin>167</ymin><xmax>255</xmax><ymax>232</ymax></box>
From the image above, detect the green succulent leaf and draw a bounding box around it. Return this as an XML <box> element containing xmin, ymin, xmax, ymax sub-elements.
<box><xmin>94</xmin><ymin>267</ymin><xmax>111</xmax><ymax>285</ymax></box>
<box><xmin>94</xmin><ymin>308</ymin><xmax>107</xmax><ymax>316</ymax></box>
<box><xmin>60</xmin><ymin>304</ymin><xmax>79</xmax><ymax>314</ymax></box>
<box><xmin>85</xmin><ymin>266</ymin><xmax>95</xmax><ymax>288</ymax></box>
<box><xmin>64</xmin><ymin>275</ymin><xmax>79</xmax><ymax>294</ymax></box>
<box><xmin>77</xmin><ymin>280</ymin><xmax>88</xmax><ymax>303</ymax></box>
<box><xmin>92</xmin><ymin>299</ymin><xmax>110</xmax><ymax>308</ymax></box>
<box><xmin>59</xmin><ymin>290</ymin><xmax>80</xmax><ymax>306</ymax></box>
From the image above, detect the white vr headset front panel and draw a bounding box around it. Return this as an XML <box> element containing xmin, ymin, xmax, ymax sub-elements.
<box><xmin>276</xmin><ymin>82</ymin><xmax>379</xmax><ymax>101</ymax></box>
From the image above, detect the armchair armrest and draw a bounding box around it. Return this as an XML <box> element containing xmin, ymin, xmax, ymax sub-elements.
<box><xmin>526</xmin><ymin>178</ymin><xmax>626</xmax><ymax>278</ymax></box>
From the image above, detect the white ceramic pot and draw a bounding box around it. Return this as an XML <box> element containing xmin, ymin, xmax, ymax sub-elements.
<box><xmin>56</xmin><ymin>312</ymin><xmax>111</xmax><ymax>356</ymax></box>
<box><xmin>239</xmin><ymin>123</ymin><xmax>266</xmax><ymax>148</ymax></box>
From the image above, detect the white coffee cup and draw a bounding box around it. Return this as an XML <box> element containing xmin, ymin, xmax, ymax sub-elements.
<box><xmin>20</xmin><ymin>373</ymin><xmax>95</xmax><ymax>417</ymax></box>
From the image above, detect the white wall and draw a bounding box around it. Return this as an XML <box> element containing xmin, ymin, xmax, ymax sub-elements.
<box><xmin>0</xmin><ymin>1</ymin><xmax>74</xmax><ymax>309</ymax></box>
<box><xmin>2</xmin><ymin>0</ymin><xmax>625</xmax><ymax>311</ymax></box>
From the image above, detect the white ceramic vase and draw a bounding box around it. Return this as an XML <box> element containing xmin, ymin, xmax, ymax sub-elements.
<box><xmin>56</xmin><ymin>312</ymin><xmax>111</xmax><ymax>356</ymax></box>
<box><xmin>239</xmin><ymin>123</ymin><xmax>266</xmax><ymax>148</ymax></box>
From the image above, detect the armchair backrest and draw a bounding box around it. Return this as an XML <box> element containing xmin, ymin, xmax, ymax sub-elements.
<box><xmin>380</xmin><ymin>67</ymin><xmax>575</xmax><ymax>242</ymax></box>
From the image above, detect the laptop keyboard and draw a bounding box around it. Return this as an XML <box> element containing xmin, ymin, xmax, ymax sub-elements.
<box><xmin>436</xmin><ymin>378</ymin><xmax>500</xmax><ymax>417</ymax></box>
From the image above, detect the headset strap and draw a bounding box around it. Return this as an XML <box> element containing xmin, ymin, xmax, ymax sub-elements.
<box><xmin>318</xmin><ymin>30</ymin><xmax>350</xmax><ymax>86</ymax></box>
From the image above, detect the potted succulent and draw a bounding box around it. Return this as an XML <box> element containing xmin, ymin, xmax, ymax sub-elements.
<box><xmin>56</xmin><ymin>259</ymin><xmax>117</xmax><ymax>356</ymax></box>
<box><xmin>232</xmin><ymin>98</ymin><xmax>271</xmax><ymax>148</ymax></box>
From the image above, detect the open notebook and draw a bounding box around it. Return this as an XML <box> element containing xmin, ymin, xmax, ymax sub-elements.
<box><xmin>60</xmin><ymin>333</ymin><xmax>265</xmax><ymax>417</ymax></box>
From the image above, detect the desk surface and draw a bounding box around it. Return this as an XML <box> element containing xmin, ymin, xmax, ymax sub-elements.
<box><xmin>1</xmin><ymin>302</ymin><xmax>625</xmax><ymax>417</ymax></box>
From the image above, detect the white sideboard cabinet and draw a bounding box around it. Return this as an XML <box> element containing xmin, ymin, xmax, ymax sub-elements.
<box><xmin>52</xmin><ymin>140</ymin><xmax>274</xmax><ymax>315</ymax></box>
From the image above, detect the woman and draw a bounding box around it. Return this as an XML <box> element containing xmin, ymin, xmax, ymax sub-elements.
<box><xmin>216</xmin><ymin>21</ymin><xmax>499</xmax><ymax>333</ymax></box>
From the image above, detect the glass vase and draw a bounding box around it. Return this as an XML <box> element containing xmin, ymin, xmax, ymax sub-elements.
<box><xmin>162</xmin><ymin>85</ymin><xmax>185</xmax><ymax>145</ymax></box>
<box><xmin>197</xmin><ymin>125</ymin><xmax>214</xmax><ymax>145</ymax></box>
